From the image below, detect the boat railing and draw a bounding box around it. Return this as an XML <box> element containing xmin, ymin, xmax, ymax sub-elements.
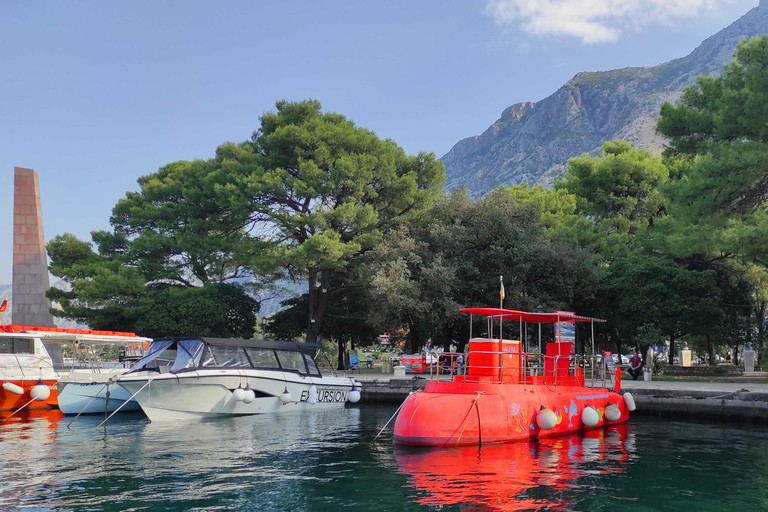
<box><xmin>446</xmin><ymin>349</ymin><xmax>612</xmax><ymax>390</ymax></box>
<box><xmin>0</xmin><ymin>353</ymin><xmax>56</xmax><ymax>380</ymax></box>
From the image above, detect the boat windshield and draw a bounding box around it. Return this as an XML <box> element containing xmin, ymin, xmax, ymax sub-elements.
<box><xmin>128</xmin><ymin>340</ymin><xmax>176</xmax><ymax>374</ymax></box>
<box><xmin>128</xmin><ymin>339</ymin><xmax>322</xmax><ymax>377</ymax></box>
<box><xmin>171</xmin><ymin>340</ymin><xmax>204</xmax><ymax>372</ymax></box>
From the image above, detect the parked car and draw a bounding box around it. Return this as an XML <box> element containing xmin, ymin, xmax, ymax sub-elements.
<box><xmin>611</xmin><ymin>354</ymin><xmax>630</xmax><ymax>366</ymax></box>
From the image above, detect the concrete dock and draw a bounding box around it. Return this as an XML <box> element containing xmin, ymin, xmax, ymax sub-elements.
<box><xmin>343</xmin><ymin>370</ymin><xmax>768</xmax><ymax>423</ymax></box>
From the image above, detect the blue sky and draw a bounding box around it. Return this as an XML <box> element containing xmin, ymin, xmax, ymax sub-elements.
<box><xmin>0</xmin><ymin>0</ymin><xmax>758</xmax><ymax>284</ymax></box>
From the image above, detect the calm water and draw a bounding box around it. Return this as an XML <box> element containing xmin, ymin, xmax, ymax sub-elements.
<box><xmin>1</xmin><ymin>406</ymin><xmax>767</xmax><ymax>512</ymax></box>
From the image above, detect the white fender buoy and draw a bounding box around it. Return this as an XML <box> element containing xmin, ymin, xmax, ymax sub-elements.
<box><xmin>280</xmin><ymin>388</ymin><xmax>292</xmax><ymax>405</ymax></box>
<box><xmin>233</xmin><ymin>385</ymin><xmax>246</xmax><ymax>402</ymax></box>
<box><xmin>30</xmin><ymin>381</ymin><xmax>51</xmax><ymax>401</ymax></box>
<box><xmin>308</xmin><ymin>385</ymin><xmax>318</xmax><ymax>405</ymax></box>
<box><xmin>605</xmin><ymin>404</ymin><xmax>622</xmax><ymax>422</ymax></box>
<box><xmin>536</xmin><ymin>408</ymin><xmax>557</xmax><ymax>430</ymax></box>
<box><xmin>581</xmin><ymin>406</ymin><xmax>599</xmax><ymax>427</ymax></box>
<box><xmin>3</xmin><ymin>382</ymin><xmax>24</xmax><ymax>395</ymax></box>
<box><xmin>623</xmin><ymin>392</ymin><xmax>636</xmax><ymax>412</ymax></box>
<box><xmin>242</xmin><ymin>385</ymin><xmax>256</xmax><ymax>404</ymax></box>
<box><xmin>348</xmin><ymin>387</ymin><xmax>361</xmax><ymax>404</ymax></box>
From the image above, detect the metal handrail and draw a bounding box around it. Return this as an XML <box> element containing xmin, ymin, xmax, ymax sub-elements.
<box><xmin>452</xmin><ymin>349</ymin><xmax>611</xmax><ymax>389</ymax></box>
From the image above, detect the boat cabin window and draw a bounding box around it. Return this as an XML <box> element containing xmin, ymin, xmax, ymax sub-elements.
<box><xmin>276</xmin><ymin>350</ymin><xmax>306</xmax><ymax>374</ymax></box>
<box><xmin>244</xmin><ymin>347</ymin><xmax>280</xmax><ymax>369</ymax></box>
<box><xmin>201</xmin><ymin>346</ymin><xmax>250</xmax><ymax>368</ymax></box>
<box><xmin>171</xmin><ymin>340</ymin><xmax>204</xmax><ymax>372</ymax></box>
<box><xmin>128</xmin><ymin>340</ymin><xmax>176</xmax><ymax>374</ymax></box>
<box><xmin>302</xmin><ymin>353</ymin><xmax>321</xmax><ymax>377</ymax></box>
<box><xmin>0</xmin><ymin>338</ymin><xmax>34</xmax><ymax>354</ymax></box>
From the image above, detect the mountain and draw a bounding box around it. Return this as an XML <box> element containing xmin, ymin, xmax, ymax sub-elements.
<box><xmin>442</xmin><ymin>2</ymin><xmax>768</xmax><ymax>197</ymax></box>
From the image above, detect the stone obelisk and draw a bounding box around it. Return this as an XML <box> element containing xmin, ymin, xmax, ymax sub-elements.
<box><xmin>12</xmin><ymin>167</ymin><xmax>55</xmax><ymax>326</ymax></box>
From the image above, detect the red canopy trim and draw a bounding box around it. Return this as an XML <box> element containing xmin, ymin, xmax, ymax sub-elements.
<box><xmin>459</xmin><ymin>308</ymin><xmax>604</xmax><ymax>323</ymax></box>
<box><xmin>458</xmin><ymin>308</ymin><xmax>527</xmax><ymax>317</ymax></box>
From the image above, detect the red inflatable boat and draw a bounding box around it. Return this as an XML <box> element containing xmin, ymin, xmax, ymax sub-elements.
<box><xmin>393</xmin><ymin>308</ymin><xmax>635</xmax><ymax>446</ymax></box>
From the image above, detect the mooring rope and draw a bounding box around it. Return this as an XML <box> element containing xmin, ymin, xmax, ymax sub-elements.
<box><xmin>453</xmin><ymin>391</ymin><xmax>484</xmax><ymax>447</ymax></box>
<box><xmin>67</xmin><ymin>382</ymin><xmax>108</xmax><ymax>429</ymax></box>
<box><xmin>373</xmin><ymin>391</ymin><xmax>414</xmax><ymax>442</ymax></box>
<box><xmin>95</xmin><ymin>375</ymin><xmax>154</xmax><ymax>429</ymax></box>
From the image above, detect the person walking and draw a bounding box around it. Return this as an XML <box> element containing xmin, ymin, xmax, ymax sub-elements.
<box><xmin>627</xmin><ymin>351</ymin><xmax>643</xmax><ymax>381</ymax></box>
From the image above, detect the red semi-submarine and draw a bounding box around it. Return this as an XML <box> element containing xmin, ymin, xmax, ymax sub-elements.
<box><xmin>393</xmin><ymin>308</ymin><xmax>636</xmax><ymax>446</ymax></box>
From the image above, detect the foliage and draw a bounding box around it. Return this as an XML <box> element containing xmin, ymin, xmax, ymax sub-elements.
<box><xmin>598</xmin><ymin>254</ymin><xmax>722</xmax><ymax>363</ymax></box>
<box><xmin>109</xmin><ymin>159</ymin><xmax>259</xmax><ymax>286</ymax></box>
<box><xmin>659</xmin><ymin>37</ymin><xmax>768</xmax><ymax>216</ymax></box>
<box><xmin>268</xmin><ymin>271</ymin><xmax>379</xmax><ymax>369</ymax></box>
<box><xmin>366</xmin><ymin>188</ymin><xmax>600</xmax><ymax>353</ymax></box>
<box><xmin>47</xmin><ymin>229</ymin><xmax>259</xmax><ymax>338</ymax></box>
<box><xmin>225</xmin><ymin>100</ymin><xmax>446</xmax><ymax>343</ymax></box>
<box><xmin>556</xmin><ymin>140</ymin><xmax>669</xmax><ymax>259</ymax></box>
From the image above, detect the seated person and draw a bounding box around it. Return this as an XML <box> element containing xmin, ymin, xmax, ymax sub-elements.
<box><xmin>627</xmin><ymin>351</ymin><xmax>643</xmax><ymax>380</ymax></box>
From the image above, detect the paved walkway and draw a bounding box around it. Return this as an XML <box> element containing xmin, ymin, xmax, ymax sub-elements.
<box><xmin>339</xmin><ymin>369</ymin><xmax>768</xmax><ymax>393</ymax></box>
<box><xmin>618</xmin><ymin>379</ymin><xmax>768</xmax><ymax>393</ymax></box>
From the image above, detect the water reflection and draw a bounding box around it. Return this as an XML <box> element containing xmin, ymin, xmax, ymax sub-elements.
<box><xmin>395</xmin><ymin>425</ymin><xmax>633</xmax><ymax>511</ymax></box>
<box><xmin>0</xmin><ymin>408</ymin><xmax>363</xmax><ymax>511</ymax></box>
<box><xmin>4</xmin><ymin>408</ymin><xmax>767</xmax><ymax>512</ymax></box>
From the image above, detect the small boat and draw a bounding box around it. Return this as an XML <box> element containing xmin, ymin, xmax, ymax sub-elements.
<box><xmin>0</xmin><ymin>327</ymin><xmax>59</xmax><ymax>411</ymax></box>
<box><xmin>116</xmin><ymin>337</ymin><xmax>362</xmax><ymax>421</ymax></box>
<box><xmin>0</xmin><ymin>324</ymin><xmax>151</xmax><ymax>414</ymax></box>
<box><xmin>58</xmin><ymin>372</ymin><xmax>144</xmax><ymax>415</ymax></box>
<box><xmin>393</xmin><ymin>308</ymin><xmax>634</xmax><ymax>446</ymax></box>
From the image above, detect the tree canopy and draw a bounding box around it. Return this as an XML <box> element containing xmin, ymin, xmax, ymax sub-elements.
<box><xmin>228</xmin><ymin>100</ymin><xmax>445</xmax><ymax>342</ymax></box>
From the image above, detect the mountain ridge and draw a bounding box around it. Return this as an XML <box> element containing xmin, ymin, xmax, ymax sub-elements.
<box><xmin>442</xmin><ymin>3</ymin><xmax>768</xmax><ymax>196</ymax></box>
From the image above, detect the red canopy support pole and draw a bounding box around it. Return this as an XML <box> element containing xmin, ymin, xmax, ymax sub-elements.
<box><xmin>499</xmin><ymin>276</ymin><xmax>504</xmax><ymax>383</ymax></box>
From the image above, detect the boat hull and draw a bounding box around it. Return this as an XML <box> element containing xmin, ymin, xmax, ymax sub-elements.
<box><xmin>393</xmin><ymin>381</ymin><xmax>629</xmax><ymax>446</ymax></box>
<box><xmin>118</xmin><ymin>370</ymin><xmax>360</xmax><ymax>422</ymax></box>
<box><xmin>0</xmin><ymin>380</ymin><xmax>58</xmax><ymax>411</ymax></box>
<box><xmin>57</xmin><ymin>381</ymin><xmax>142</xmax><ymax>414</ymax></box>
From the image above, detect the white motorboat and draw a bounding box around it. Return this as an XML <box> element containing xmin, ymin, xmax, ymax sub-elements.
<box><xmin>57</xmin><ymin>370</ymin><xmax>143</xmax><ymax>414</ymax></box>
<box><xmin>116</xmin><ymin>337</ymin><xmax>362</xmax><ymax>421</ymax></box>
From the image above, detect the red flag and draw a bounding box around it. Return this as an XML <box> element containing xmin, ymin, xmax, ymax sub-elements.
<box><xmin>0</xmin><ymin>300</ymin><xmax>6</xmax><ymax>313</ymax></box>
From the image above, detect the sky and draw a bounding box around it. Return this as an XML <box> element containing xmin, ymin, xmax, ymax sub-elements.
<box><xmin>0</xmin><ymin>0</ymin><xmax>759</xmax><ymax>284</ymax></box>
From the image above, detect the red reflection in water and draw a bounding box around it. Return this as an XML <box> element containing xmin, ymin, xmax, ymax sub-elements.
<box><xmin>0</xmin><ymin>408</ymin><xmax>64</xmax><ymax>439</ymax></box>
<box><xmin>396</xmin><ymin>424</ymin><xmax>630</xmax><ymax>511</ymax></box>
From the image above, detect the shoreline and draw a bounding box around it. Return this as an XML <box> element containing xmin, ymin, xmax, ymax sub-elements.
<box><xmin>342</xmin><ymin>371</ymin><xmax>768</xmax><ymax>423</ymax></box>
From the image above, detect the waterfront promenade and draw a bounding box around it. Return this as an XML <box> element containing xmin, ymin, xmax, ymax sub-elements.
<box><xmin>340</xmin><ymin>369</ymin><xmax>768</xmax><ymax>422</ymax></box>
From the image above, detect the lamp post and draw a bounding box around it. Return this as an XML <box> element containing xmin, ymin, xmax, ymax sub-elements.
<box><xmin>261</xmin><ymin>317</ymin><xmax>267</xmax><ymax>340</ymax></box>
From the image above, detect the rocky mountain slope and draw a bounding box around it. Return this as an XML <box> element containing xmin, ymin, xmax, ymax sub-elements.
<box><xmin>442</xmin><ymin>1</ymin><xmax>768</xmax><ymax>197</ymax></box>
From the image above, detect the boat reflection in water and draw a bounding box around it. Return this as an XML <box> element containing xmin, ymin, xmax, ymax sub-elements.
<box><xmin>395</xmin><ymin>424</ymin><xmax>633</xmax><ymax>511</ymax></box>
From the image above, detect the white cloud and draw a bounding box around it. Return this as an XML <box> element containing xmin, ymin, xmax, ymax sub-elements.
<box><xmin>485</xmin><ymin>0</ymin><xmax>734</xmax><ymax>44</ymax></box>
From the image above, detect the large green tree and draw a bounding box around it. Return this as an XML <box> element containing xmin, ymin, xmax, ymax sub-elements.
<box><xmin>556</xmin><ymin>140</ymin><xmax>669</xmax><ymax>259</ymax></box>
<box><xmin>227</xmin><ymin>100</ymin><xmax>445</xmax><ymax>343</ymax></box>
<box><xmin>367</xmin><ymin>188</ymin><xmax>600</xmax><ymax>353</ymax></box>
<box><xmin>599</xmin><ymin>254</ymin><xmax>722</xmax><ymax>364</ymax></box>
<box><xmin>657</xmin><ymin>36</ymin><xmax>768</xmax><ymax>264</ymax></box>
<box><xmin>47</xmin><ymin>158</ymin><xmax>262</xmax><ymax>338</ymax></box>
<box><xmin>47</xmin><ymin>234</ymin><xmax>259</xmax><ymax>339</ymax></box>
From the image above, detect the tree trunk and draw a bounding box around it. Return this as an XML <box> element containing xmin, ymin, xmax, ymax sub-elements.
<box><xmin>707</xmin><ymin>335</ymin><xmax>715</xmax><ymax>366</ymax></box>
<box><xmin>307</xmin><ymin>268</ymin><xmax>331</xmax><ymax>343</ymax></box>
<box><xmin>337</xmin><ymin>339</ymin><xmax>346</xmax><ymax>371</ymax></box>
<box><xmin>668</xmin><ymin>333</ymin><xmax>676</xmax><ymax>365</ymax></box>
